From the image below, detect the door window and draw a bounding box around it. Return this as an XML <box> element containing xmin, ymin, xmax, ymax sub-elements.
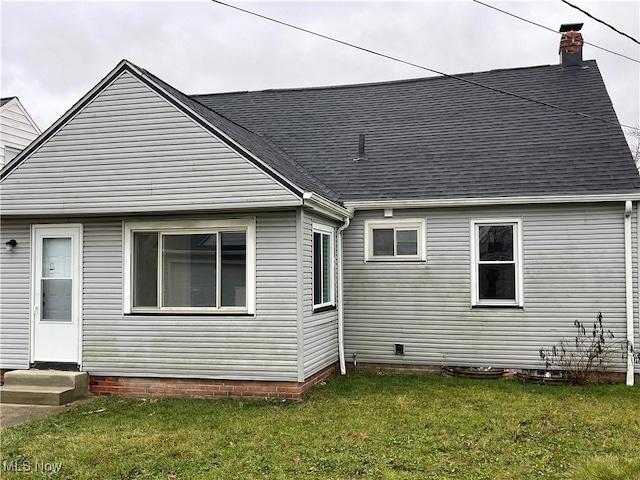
<box><xmin>41</xmin><ymin>238</ymin><xmax>72</xmax><ymax>322</ymax></box>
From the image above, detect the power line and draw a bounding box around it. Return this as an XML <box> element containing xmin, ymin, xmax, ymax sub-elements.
<box><xmin>560</xmin><ymin>0</ymin><xmax>640</xmax><ymax>45</ymax></box>
<box><xmin>210</xmin><ymin>0</ymin><xmax>636</xmax><ymax>130</ymax></box>
<box><xmin>472</xmin><ymin>0</ymin><xmax>640</xmax><ymax>64</ymax></box>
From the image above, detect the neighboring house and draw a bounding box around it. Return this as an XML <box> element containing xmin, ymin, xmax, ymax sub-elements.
<box><xmin>1</xmin><ymin>27</ymin><xmax>639</xmax><ymax>398</ymax></box>
<box><xmin>0</xmin><ymin>97</ymin><xmax>41</xmax><ymax>168</ymax></box>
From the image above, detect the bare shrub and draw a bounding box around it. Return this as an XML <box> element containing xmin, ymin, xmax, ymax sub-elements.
<box><xmin>539</xmin><ymin>312</ymin><xmax>636</xmax><ymax>385</ymax></box>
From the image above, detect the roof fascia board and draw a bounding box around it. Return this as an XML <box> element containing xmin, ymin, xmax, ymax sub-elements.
<box><xmin>303</xmin><ymin>192</ymin><xmax>354</xmax><ymax>221</ymax></box>
<box><xmin>1</xmin><ymin>59</ymin><xmax>132</xmax><ymax>181</ymax></box>
<box><xmin>345</xmin><ymin>193</ymin><xmax>640</xmax><ymax>210</ymax></box>
<box><xmin>126</xmin><ymin>63</ymin><xmax>305</xmax><ymax>200</ymax></box>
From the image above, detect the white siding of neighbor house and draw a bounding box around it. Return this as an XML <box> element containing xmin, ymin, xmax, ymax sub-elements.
<box><xmin>0</xmin><ymin>212</ymin><xmax>300</xmax><ymax>381</ymax></box>
<box><xmin>0</xmin><ymin>219</ymin><xmax>32</xmax><ymax>369</ymax></box>
<box><xmin>301</xmin><ymin>211</ymin><xmax>339</xmax><ymax>378</ymax></box>
<box><xmin>0</xmin><ymin>72</ymin><xmax>299</xmax><ymax>215</ymax></box>
<box><xmin>343</xmin><ymin>203</ymin><xmax>638</xmax><ymax>374</ymax></box>
<box><xmin>0</xmin><ymin>98</ymin><xmax>40</xmax><ymax>168</ymax></box>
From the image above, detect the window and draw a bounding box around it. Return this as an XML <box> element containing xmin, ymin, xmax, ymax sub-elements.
<box><xmin>365</xmin><ymin>219</ymin><xmax>426</xmax><ymax>261</ymax></box>
<box><xmin>313</xmin><ymin>223</ymin><xmax>334</xmax><ymax>309</ymax></box>
<box><xmin>124</xmin><ymin>219</ymin><xmax>255</xmax><ymax>314</ymax></box>
<box><xmin>470</xmin><ymin>219</ymin><xmax>523</xmax><ymax>307</ymax></box>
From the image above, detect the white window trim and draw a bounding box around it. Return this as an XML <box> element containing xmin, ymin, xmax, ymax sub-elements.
<box><xmin>364</xmin><ymin>218</ymin><xmax>427</xmax><ymax>262</ymax></box>
<box><xmin>123</xmin><ymin>218</ymin><xmax>256</xmax><ymax>315</ymax></box>
<box><xmin>470</xmin><ymin>218</ymin><xmax>523</xmax><ymax>307</ymax></box>
<box><xmin>312</xmin><ymin>222</ymin><xmax>335</xmax><ymax>309</ymax></box>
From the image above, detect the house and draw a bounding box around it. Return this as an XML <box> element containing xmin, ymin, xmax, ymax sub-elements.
<box><xmin>1</xmin><ymin>26</ymin><xmax>639</xmax><ymax>400</ymax></box>
<box><xmin>0</xmin><ymin>97</ymin><xmax>41</xmax><ymax>168</ymax></box>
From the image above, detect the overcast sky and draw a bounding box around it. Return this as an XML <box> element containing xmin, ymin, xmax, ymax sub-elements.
<box><xmin>2</xmin><ymin>1</ymin><xmax>639</xmax><ymax>144</ymax></box>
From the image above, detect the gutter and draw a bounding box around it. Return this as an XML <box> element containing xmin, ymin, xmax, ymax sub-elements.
<box><xmin>345</xmin><ymin>193</ymin><xmax>640</xmax><ymax>210</ymax></box>
<box><xmin>336</xmin><ymin>209</ymin><xmax>354</xmax><ymax>375</ymax></box>
<box><xmin>303</xmin><ymin>192</ymin><xmax>354</xmax><ymax>221</ymax></box>
<box><xmin>624</xmin><ymin>201</ymin><xmax>635</xmax><ymax>386</ymax></box>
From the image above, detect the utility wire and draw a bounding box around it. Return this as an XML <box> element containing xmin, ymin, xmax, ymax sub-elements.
<box><xmin>560</xmin><ymin>0</ymin><xmax>640</xmax><ymax>45</ymax></box>
<box><xmin>211</xmin><ymin>0</ymin><xmax>636</xmax><ymax>130</ymax></box>
<box><xmin>473</xmin><ymin>0</ymin><xmax>640</xmax><ymax>64</ymax></box>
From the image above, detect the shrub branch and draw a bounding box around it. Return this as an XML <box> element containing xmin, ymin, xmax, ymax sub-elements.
<box><xmin>539</xmin><ymin>312</ymin><xmax>637</xmax><ymax>384</ymax></box>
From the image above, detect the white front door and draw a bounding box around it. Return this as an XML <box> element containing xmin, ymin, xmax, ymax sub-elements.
<box><xmin>32</xmin><ymin>225</ymin><xmax>83</xmax><ymax>366</ymax></box>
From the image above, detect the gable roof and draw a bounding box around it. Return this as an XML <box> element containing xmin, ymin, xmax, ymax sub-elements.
<box><xmin>0</xmin><ymin>61</ymin><xmax>337</xmax><ymax>202</ymax></box>
<box><xmin>3</xmin><ymin>60</ymin><xmax>638</xmax><ymax>207</ymax></box>
<box><xmin>1</xmin><ymin>96</ymin><xmax>41</xmax><ymax>137</ymax></box>
<box><xmin>193</xmin><ymin>60</ymin><xmax>640</xmax><ymax>202</ymax></box>
<box><xmin>1</xmin><ymin>97</ymin><xmax>17</xmax><ymax>107</ymax></box>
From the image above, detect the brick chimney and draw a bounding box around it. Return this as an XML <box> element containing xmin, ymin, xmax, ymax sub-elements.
<box><xmin>559</xmin><ymin>23</ymin><xmax>584</xmax><ymax>67</ymax></box>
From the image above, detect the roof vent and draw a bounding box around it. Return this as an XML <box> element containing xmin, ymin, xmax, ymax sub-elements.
<box><xmin>559</xmin><ymin>23</ymin><xmax>584</xmax><ymax>68</ymax></box>
<box><xmin>354</xmin><ymin>134</ymin><xmax>367</xmax><ymax>161</ymax></box>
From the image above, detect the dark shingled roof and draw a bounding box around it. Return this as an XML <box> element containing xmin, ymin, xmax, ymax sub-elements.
<box><xmin>193</xmin><ymin>60</ymin><xmax>640</xmax><ymax>202</ymax></box>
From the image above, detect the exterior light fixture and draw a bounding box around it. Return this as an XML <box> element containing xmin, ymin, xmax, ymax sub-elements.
<box><xmin>5</xmin><ymin>239</ymin><xmax>17</xmax><ymax>251</ymax></box>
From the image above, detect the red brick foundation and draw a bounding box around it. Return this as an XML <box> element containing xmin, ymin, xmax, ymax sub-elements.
<box><xmin>89</xmin><ymin>363</ymin><xmax>337</xmax><ymax>400</ymax></box>
<box><xmin>347</xmin><ymin>362</ymin><xmax>442</xmax><ymax>375</ymax></box>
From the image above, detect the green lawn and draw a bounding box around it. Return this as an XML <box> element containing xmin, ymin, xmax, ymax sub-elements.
<box><xmin>1</xmin><ymin>372</ymin><xmax>639</xmax><ymax>479</ymax></box>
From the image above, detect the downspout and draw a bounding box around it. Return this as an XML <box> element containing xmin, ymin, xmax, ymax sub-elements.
<box><xmin>337</xmin><ymin>209</ymin><xmax>353</xmax><ymax>375</ymax></box>
<box><xmin>624</xmin><ymin>200</ymin><xmax>635</xmax><ymax>386</ymax></box>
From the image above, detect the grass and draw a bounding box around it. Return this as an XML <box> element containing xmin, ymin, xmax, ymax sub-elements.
<box><xmin>1</xmin><ymin>371</ymin><xmax>639</xmax><ymax>479</ymax></box>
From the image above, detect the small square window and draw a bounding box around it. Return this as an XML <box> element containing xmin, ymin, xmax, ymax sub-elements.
<box><xmin>372</xmin><ymin>229</ymin><xmax>394</xmax><ymax>256</ymax></box>
<box><xmin>365</xmin><ymin>219</ymin><xmax>426</xmax><ymax>261</ymax></box>
<box><xmin>396</xmin><ymin>230</ymin><xmax>418</xmax><ymax>255</ymax></box>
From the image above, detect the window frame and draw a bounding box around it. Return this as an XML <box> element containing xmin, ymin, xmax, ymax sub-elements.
<box><xmin>364</xmin><ymin>219</ymin><xmax>427</xmax><ymax>262</ymax></box>
<box><xmin>470</xmin><ymin>218</ymin><xmax>523</xmax><ymax>308</ymax></box>
<box><xmin>123</xmin><ymin>218</ymin><xmax>256</xmax><ymax>315</ymax></box>
<box><xmin>312</xmin><ymin>223</ymin><xmax>335</xmax><ymax>310</ymax></box>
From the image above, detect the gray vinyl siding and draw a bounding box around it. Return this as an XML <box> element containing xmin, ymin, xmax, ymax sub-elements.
<box><xmin>0</xmin><ymin>217</ymin><xmax>75</xmax><ymax>369</ymax></box>
<box><xmin>344</xmin><ymin>203</ymin><xmax>636</xmax><ymax>373</ymax></box>
<box><xmin>0</xmin><ymin>212</ymin><xmax>299</xmax><ymax>380</ymax></box>
<box><xmin>0</xmin><ymin>219</ymin><xmax>31</xmax><ymax>369</ymax></box>
<box><xmin>82</xmin><ymin>211</ymin><xmax>299</xmax><ymax>380</ymax></box>
<box><xmin>302</xmin><ymin>211</ymin><xmax>339</xmax><ymax>378</ymax></box>
<box><xmin>1</xmin><ymin>71</ymin><xmax>299</xmax><ymax>215</ymax></box>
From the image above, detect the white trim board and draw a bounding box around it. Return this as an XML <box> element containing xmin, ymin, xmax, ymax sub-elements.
<box><xmin>346</xmin><ymin>194</ymin><xmax>640</xmax><ymax>210</ymax></box>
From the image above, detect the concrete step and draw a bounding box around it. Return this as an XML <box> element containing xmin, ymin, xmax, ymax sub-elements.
<box><xmin>0</xmin><ymin>385</ymin><xmax>76</xmax><ymax>406</ymax></box>
<box><xmin>0</xmin><ymin>371</ymin><xmax>89</xmax><ymax>405</ymax></box>
<box><xmin>3</xmin><ymin>370</ymin><xmax>88</xmax><ymax>389</ymax></box>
